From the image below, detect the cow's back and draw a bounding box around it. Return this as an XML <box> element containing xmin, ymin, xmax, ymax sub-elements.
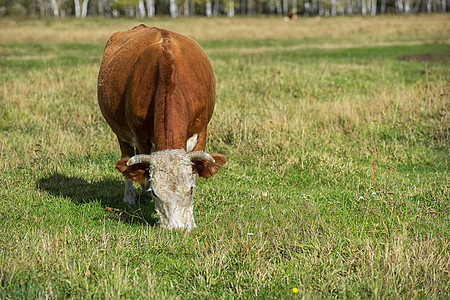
<box><xmin>97</xmin><ymin>25</ymin><xmax>215</xmax><ymax>151</ymax></box>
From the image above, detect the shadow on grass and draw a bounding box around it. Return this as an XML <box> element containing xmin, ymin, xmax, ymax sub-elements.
<box><xmin>37</xmin><ymin>173</ymin><xmax>158</xmax><ymax>226</ymax></box>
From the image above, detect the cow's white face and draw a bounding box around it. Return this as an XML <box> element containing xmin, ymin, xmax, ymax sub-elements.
<box><xmin>146</xmin><ymin>150</ymin><xmax>197</xmax><ymax>230</ymax></box>
<box><xmin>125</xmin><ymin>135</ymin><xmax>219</xmax><ymax>230</ymax></box>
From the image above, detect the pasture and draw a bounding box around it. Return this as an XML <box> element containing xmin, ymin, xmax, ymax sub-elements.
<box><xmin>0</xmin><ymin>15</ymin><xmax>449</xmax><ymax>298</ymax></box>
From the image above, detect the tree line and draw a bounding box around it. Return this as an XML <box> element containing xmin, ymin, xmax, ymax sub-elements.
<box><xmin>1</xmin><ymin>0</ymin><xmax>447</xmax><ymax>18</ymax></box>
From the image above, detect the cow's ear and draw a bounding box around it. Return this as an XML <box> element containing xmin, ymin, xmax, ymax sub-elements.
<box><xmin>192</xmin><ymin>154</ymin><xmax>226</xmax><ymax>179</ymax></box>
<box><xmin>116</xmin><ymin>158</ymin><xmax>149</xmax><ymax>183</ymax></box>
<box><xmin>186</xmin><ymin>134</ymin><xmax>198</xmax><ymax>152</ymax></box>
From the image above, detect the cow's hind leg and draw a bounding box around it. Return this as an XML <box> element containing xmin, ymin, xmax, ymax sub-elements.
<box><xmin>118</xmin><ymin>138</ymin><xmax>136</xmax><ymax>204</ymax></box>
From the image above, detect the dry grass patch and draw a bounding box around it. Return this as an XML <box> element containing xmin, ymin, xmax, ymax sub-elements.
<box><xmin>0</xmin><ymin>15</ymin><xmax>449</xmax><ymax>45</ymax></box>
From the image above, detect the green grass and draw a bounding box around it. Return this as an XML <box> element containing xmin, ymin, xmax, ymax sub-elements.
<box><xmin>0</xmin><ymin>15</ymin><xmax>449</xmax><ymax>298</ymax></box>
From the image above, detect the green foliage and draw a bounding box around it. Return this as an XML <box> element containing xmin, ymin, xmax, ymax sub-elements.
<box><xmin>0</xmin><ymin>16</ymin><xmax>449</xmax><ymax>299</ymax></box>
<box><xmin>5</xmin><ymin>3</ymin><xmax>26</xmax><ymax>16</ymax></box>
<box><xmin>111</xmin><ymin>0</ymin><xmax>141</xmax><ymax>11</ymax></box>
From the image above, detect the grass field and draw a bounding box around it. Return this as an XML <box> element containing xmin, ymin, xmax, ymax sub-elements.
<box><xmin>0</xmin><ymin>15</ymin><xmax>449</xmax><ymax>298</ymax></box>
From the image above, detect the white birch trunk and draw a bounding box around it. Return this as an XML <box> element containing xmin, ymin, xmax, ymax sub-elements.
<box><xmin>36</xmin><ymin>0</ymin><xmax>43</xmax><ymax>16</ymax></box>
<box><xmin>396</xmin><ymin>0</ymin><xmax>404</xmax><ymax>13</ymax></box>
<box><xmin>146</xmin><ymin>0</ymin><xmax>155</xmax><ymax>17</ymax></box>
<box><xmin>74</xmin><ymin>0</ymin><xmax>81</xmax><ymax>17</ymax></box>
<box><xmin>138</xmin><ymin>0</ymin><xmax>146</xmax><ymax>17</ymax></box>
<box><xmin>81</xmin><ymin>0</ymin><xmax>89</xmax><ymax>17</ymax></box>
<box><xmin>380</xmin><ymin>0</ymin><xmax>386</xmax><ymax>13</ymax></box>
<box><xmin>412</xmin><ymin>0</ymin><xmax>420</xmax><ymax>12</ymax></box>
<box><xmin>169</xmin><ymin>0</ymin><xmax>178</xmax><ymax>18</ymax></box>
<box><xmin>361</xmin><ymin>0</ymin><xmax>367</xmax><ymax>15</ymax></box>
<box><xmin>184</xmin><ymin>0</ymin><xmax>189</xmax><ymax>16</ymax></box>
<box><xmin>228</xmin><ymin>0</ymin><xmax>235</xmax><ymax>16</ymax></box>
<box><xmin>98</xmin><ymin>0</ymin><xmax>104</xmax><ymax>15</ymax></box>
<box><xmin>268</xmin><ymin>0</ymin><xmax>274</xmax><ymax>13</ymax></box>
<box><xmin>247</xmin><ymin>0</ymin><xmax>252</xmax><ymax>14</ymax></box>
<box><xmin>50</xmin><ymin>0</ymin><xmax>59</xmax><ymax>16</ymax></box>
<box><xmin>318</xmin><ymin>4</ymin><xmax>324</xmax><ymax>15</ymax></box>
<box><xmin>292</xmin><ymin>0</ymin><xmax>297</xmax><ymax>13</ymax></box>
<box><xmin>371</xmin><ymin>0</ymin><xmax>376</xmax><ymax>15</ymax></box>
<box><xmin>282</xmin><ymin>0</ymin><xmax>288</xmax><ymax>14</ymax></box>
<box><xmin>206</xmin><ymin>0</ymin><xmax>212</xmax><ymax>16</ymax></box>
<box><xmin>404</xmin><ymin>0</ymin><xmax>410</xmax><ymax>13</ymax></box>
<box><xmin>213</xmin><ymin>0</ymin><xmax>219</xmax><ymax>15</ymax></box>
<box><xmin>125</xmin><ymin>7</ymin><xmax>135</xmax><ymax>17</ymax></box>
<box><xmin>346</xmin><ymin>1</ymin><xmax>353</xmax><ymax>14</ymax></box>
<box><xmin>426</xmin><ymin>0</ymin><xmax>431</xmax><ymax>12</ymax></box>
<box><xmin>190</xmin><ymin>1</ymin><xmax>195</xmax><ymax>15</ymax></box>
<box><xmin>275</xmin><ymin>0</ymin><xmax>282</xmax><ymax>14</ymax></box>
<box><xmin>331</xmin><ymin>0</ymin><xmax>336</xmax><ymax>15</ymax></box>
<box><xmin>304</xmin><ymin>1</ymin><xmax>310</xmax><ymax>15</ymax></box>
<box><xmin>312</xmin><ymin>0</ymin><xmax>318</xmax><ymax>14</ymax></box>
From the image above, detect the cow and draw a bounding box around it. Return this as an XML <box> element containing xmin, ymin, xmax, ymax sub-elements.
<box><xmin>97</xmin><ymin>25</ymin><xmax>226</xmax><ymax>230</ymax></box>
<box><xmin>284</xmin><ymin>13</ymin><xmax>298</xmax><ymax>21</ymax></box>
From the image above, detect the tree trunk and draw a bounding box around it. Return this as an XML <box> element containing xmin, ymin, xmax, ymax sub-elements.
<box><xmin>206</xmin><ymin>0</ymin><xmax>212</xmax><ymax>16</ymax></box>
<box><xmin>380</xmin><ymin>0</ymin><xmax>386</xmax><ymax>13</ymax></box>
<box><xmin>396</xmin><ymin>0</ymin><xmax>403</xmax><ymax>13</ymax></box>
<box><xmin>275</xmin><ymin>0</ymin><xmax>282</xmax><ymax>14</ymax></box>
<box><xmin>98</xmin><ymin>0</ymin><xmax>104</xmax><ymax>15</ymax></box>
<box><xmin>125</xmin><ymin>6</ymin><xmax>135</xmax><ymax>17</ymax></box>
<box><xmin>371</xmin><ymin>0</ymin><xmax>376</xmax><ymax>15</ymax></box>
<box><xmin>247</xmin><ymin>0</ymin><xmax>252</xmax><ymax>14</ymax></box>
<box><xmin>268</xmin><ymin>0</ymin><xmax>274</xmax><ymax>13</ymax></box>
<box><xmin>331</xmin><ymin>0</ymin><xmax>336</xmax><ymax>15</ymax></box>
<box><xmin>404</xmin><ymin>0</ymin><xmax>410</xmax><ymax>13</ymax></box>
<box><xmin>74</xmin><ymin>0</ymin><xmax>81</xmax><ymax>17</ymax></box>
<box><xmin>292</xmin><ymin>0</ymin><xmax>297</xmax><ymax>13</ymax></box>
<box><xmin>228</xmin><ymin>0</ymin><xmax>235</xmax><ymax>16</ymax></box>
<box><xmin>28</xmin><ymin>0</ymin><xmax>37</xmax><ymax>16</ymax></box>
<box><xmin>184</xmin><ymin>0</ymin><xmax>189</xmax><ymax>16</ymax></box>
<box><xmin>312</xmin><ymin>0</ymin><xmax>318</xmax><ymax>14</ymax></box>
<box><xmin>347</xmin><ymin>1</ymin><xmax>353</xmax><ymax>14</ymax></box>
<box><xmin>318</xmin><ymin>4</ymin><xmax>324</xmax><ymax>15</ymax></box>
<box><xmin>81</xmin><ymin>0</ymin><xmax>89</xmax><ymax>17</ymax></box>
<box><xmin>51</xmin><ymin>0</ymin><xmax>60</xmax><ymax>16</ymax></box>
<box><xmin>138</xmin><ymin>0</ymin><xmax>146</xmax><ymax>17</ymax></box>
<box><xmin>190</xmin><ymin>1</ymin><xmax>195</xmax><ymax>15</ymax></box>
<box><xmin>213</xmin><ymin>0</ymin><xmax>220</xmax><ymax>15</ymax></box>
<box><xmin>146</xmin><ymin>0</ymin><xmax>154</xmax><ymax>17</ymax></box>
<box><xmin>362</xmin><ymin>0</ymin><xmax>367</xmax><ymax>15</ymax></box>
<box><xmin>169</xmin><ymin>0</ymin><xmax>178</xmax><ymax>18</ymax></box>
<box><xmin>412</xmin><ymin>0</ymin><xmax>420</xmax><ymax>13</ymax></box>
<box><xmin>282</xmin><ymin>0</ymin><xmax>288</xmax><ymax>14</ymax></box>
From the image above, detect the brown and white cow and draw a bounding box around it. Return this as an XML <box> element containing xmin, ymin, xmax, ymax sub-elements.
<box><xmin>97</xmin><ymin>25</ymin><xmax>225</xmax><ymax>230</ymax></box>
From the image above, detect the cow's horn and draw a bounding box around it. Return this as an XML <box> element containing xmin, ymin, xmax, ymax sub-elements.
<box><xmin>189</xmin><ymin>151</ymin><xmax>215</xmax><ymax>163</ymax></box>
<box><xmin>127</xmin><ymin>154</ymin><xmax>153</xmax><ymax>166</ymax></box>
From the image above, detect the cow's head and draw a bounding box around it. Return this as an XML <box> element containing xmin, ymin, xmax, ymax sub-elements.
<box><xmin>117</xmin><ymin>136</ymin><xmax>225</xmax><ymax>230</ymax></box>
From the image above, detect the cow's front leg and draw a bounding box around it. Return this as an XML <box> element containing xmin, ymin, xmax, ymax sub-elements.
<box><xmin>117</xmin><ymin>137</ymin><xmax>137</xmax><ymax>204</ymax></box>
<box><xmin>123</xmin><ymin>179</ymin><xmax>135</xmax><ymax>204</ymax></box>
